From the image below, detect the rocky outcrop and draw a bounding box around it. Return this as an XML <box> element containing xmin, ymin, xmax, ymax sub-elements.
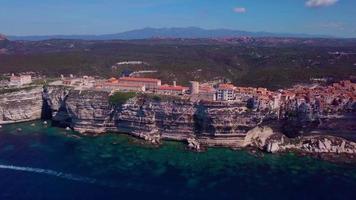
<box><xmin>187</xmin><ymin>137</ymin><xmax>202</xmax><ymax>151</ymax></box>
<box><xmin>244</xmin><ymin>126</ymin><xmax>356</xmax><ymax>154</ymax></box>
<box><xmin>0</xmin><ymin>87</ymin><xmax>43</xmax><ymax>124</ymax></box>
<box><xmin>266</xmin><ymin>135</ymin><xmax>356</xmax><ymax>154</ymax></box>
<box><xmin>243</xmin><ymin>126</ymin><xmax>275</xmax><ymax>148</ymax></box>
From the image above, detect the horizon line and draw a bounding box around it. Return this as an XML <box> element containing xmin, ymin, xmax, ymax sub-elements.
<box><xmin>4</xmin><ymin>26</ymin><xmax>345</xmax><ymax>39</ymax></box>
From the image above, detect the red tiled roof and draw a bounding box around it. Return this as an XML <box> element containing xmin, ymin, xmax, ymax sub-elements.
<box><xmin>101</xmin><ymin>82</ymin><xmax>144</xmax><ymax>87</ymax></box>
<box><xmin>119</xmin><ymin>77</ymin><xmax>161</xmax><ymax>83</ymax></box>
<box><xmin>107</xmin><ymin>77</ymin><xmax>119</xmax><ymax>83</ymax></box>
<box><xmin>199</xmin><ymin>86</ymin><xmax>215</xmax><ymax>93</ymax></box>
<box><xmin>218</xmin><ymin>84</ymin><xmax>235</xmax><ymax>90</ymax></box>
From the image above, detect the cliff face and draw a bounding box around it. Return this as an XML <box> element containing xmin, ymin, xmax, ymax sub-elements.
<box><xmin>193</xmin><ymin>101</ymin><xmax>271</xmax><ymax>147</ymax></box>
<box><xmin>1</xmin><ymin>86</ymin><xmax>355</xmax><ymax>155</ymax></box>
<box><xmin>279</xmin><ymin>98</ymin><xmax>356</xmax><ymax>138</ymax></box>
<box><xmin>43</xmin><ymin>86</ymin><xmax>71</xmax><ymax>126</ymax></box>
<box><xmin>117</xmin><ymin>97</ymin><xmax>196</xmax><ymax>140</ymax></box>
<box><xmin>57</xmin><ymin>90</ymin><xmax>115</xmax><ymax>134</ymax></box>
<box><xmin>0</xmin><ymin>87</ymin><xmax>43</xmax><ymax>124</ymax></box>
<box><xmin>47</xmin><ymin>90</ymin><xmax>271</xmax><ymax>147</ymax></box>
<box><xmin>195</xmin><ymin>102</ymin><xmax>266</xmax><ymax>135</ymax></box>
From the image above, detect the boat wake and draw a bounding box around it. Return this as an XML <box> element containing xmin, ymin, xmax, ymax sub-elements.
<box><xmin>0</xmin><ymin>164</ymin><xmax>175</xmax><ymax>194</ymax></box>
<box><xmin>0</xmin><ymin>164</ymin><xmax>97</xmax><ymax>184</ymax></box>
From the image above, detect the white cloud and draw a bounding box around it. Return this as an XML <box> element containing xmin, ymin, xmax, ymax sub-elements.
<box><xmin>319</xmin><ymin>22</ymin><xmax>345</xmax><ymax>30</ymax></box>
<box><xmin>233</xmin><ymin>7</ymin><xmax>246</xmax><ymax>13</ymax></box>
<box><xmin>306</xmin><ymin>0</ymin><xmax>339</xmax><ymax>8</ymax></box>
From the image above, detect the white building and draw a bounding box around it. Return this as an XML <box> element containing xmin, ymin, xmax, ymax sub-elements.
<box><xmin>9</xmin><ymin>74</ymin><xmax>32</xmax><ymax>87</ymax></box>
<box><xmin>216</xmin><ymin>84</ymin><xmax>235</xmax><ymax>101</ymax></box>
<box><xmin>117</xmin><ymin>77</ymin><xmax>161</xmax><ymax>90</ymax></box>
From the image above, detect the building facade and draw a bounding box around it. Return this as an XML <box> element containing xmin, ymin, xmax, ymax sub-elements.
<box><xmin>9</xmin><ymin>74</ymin><xmax>32</xmax><ymax>87</ymax></box>
<box><xmin>157</xmin><ymin>85</ymin><xmax>188</xmax><ymax>95</ymax></box>
<box><xmin>118</xmin><ymin>77</ymin><xmax>161</xmax><ymax>90</ymax></box>
<box><xmin>216</xmin><ymin>84</ymin><xmax>235</xmax><ymax>101</ymax></box>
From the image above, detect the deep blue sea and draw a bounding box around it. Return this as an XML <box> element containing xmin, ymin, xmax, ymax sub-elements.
<box><xmin>0</xmin><ymin>121</ymin><xmax>356</xmax><ymax>200</ymax></box>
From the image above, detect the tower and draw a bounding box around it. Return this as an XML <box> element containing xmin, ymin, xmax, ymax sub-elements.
<box><xmin>190</xmin><ymin>81</ymin><xmax>199</xmax><ymax>94</ymax></box>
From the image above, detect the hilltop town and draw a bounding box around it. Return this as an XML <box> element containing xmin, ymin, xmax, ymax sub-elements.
<box><xmin>1</xmin><ymin>72</ymin><xmax>355</xmax><ymax>115</ymax></box>
<box><xmin>1</xmin><ymin>70</ymin><xmax>356</xmax><ymax>157</ymax></box>
<box><xmin>1</xmin><ymin>71</ymin><xmax>355</xmax><ymax>140</ymax></box>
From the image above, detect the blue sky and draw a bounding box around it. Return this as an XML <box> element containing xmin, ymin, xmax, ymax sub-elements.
<box><xmin>0</xmin><ymin>0</ymin><xmax>355</xmax><ymax>37</ymax></box>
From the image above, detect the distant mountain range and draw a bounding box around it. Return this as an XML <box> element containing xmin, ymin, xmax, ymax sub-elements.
<box><xmin>7</xmin><ymin>27</ymin><xmax>333</xmax><ymax>41</ymax></box>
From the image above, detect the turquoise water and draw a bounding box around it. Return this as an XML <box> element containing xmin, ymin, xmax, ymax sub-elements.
<box><xmin>0</xmin><ymin>121</ymin><xmax>356</xmax><ymax>200</ymax></box>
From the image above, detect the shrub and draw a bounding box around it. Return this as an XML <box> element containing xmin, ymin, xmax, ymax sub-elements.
<box><xmin>140</xmin><ymin>93</ymin><xmax>183</xmax><ymax>102</ymax></box>
<box><xmin>0</xmin><ymin>86</ymin><xmax>38</xmax><ymax>95</ymax></box>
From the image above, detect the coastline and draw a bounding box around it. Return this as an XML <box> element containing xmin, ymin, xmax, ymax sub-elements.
<box><xmin>1</xmin><ymin>84</ymin><xmax>355</xmax><ymax>163</ymax></box>
<box><xmin>2</xmin><ymin>119</ymin><xmax>356</xmax><ymax>164</ymax></box>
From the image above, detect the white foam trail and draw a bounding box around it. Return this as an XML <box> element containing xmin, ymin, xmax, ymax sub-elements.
<box><xmin>0</xmin><ymin>164</ymin><xmax>169</xmax><ymax>193</ymax></box>
<box><xmin>0</xmin><ymin>164</ymin><xmax>97</xmax><ymax>184</ymax></box>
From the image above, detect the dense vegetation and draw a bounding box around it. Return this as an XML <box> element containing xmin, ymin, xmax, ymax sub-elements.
<box><xmin>1</xmin><ymin>38</ymin><xmax>356</xmax><ymax>89</ymax></box>
<box><xmin>140</xmin><ymin>93</ymin><xmax>183</xmax><ymax>102</ymax></box>
<box><xmin>109</xmin><ymin>91</ymin><xmax>137</xmax><ymax>106</ymax></box>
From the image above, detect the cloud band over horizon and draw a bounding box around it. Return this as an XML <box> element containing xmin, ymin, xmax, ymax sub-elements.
<box><xmin>233</xmin><ymin>7</ymin><xmax>246</xmax><ymax>13</ymax></box>
<box><xmin>306</xmin><ymin>0</ymin><xmax>339</xmax><ymax>8</ymax></box>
